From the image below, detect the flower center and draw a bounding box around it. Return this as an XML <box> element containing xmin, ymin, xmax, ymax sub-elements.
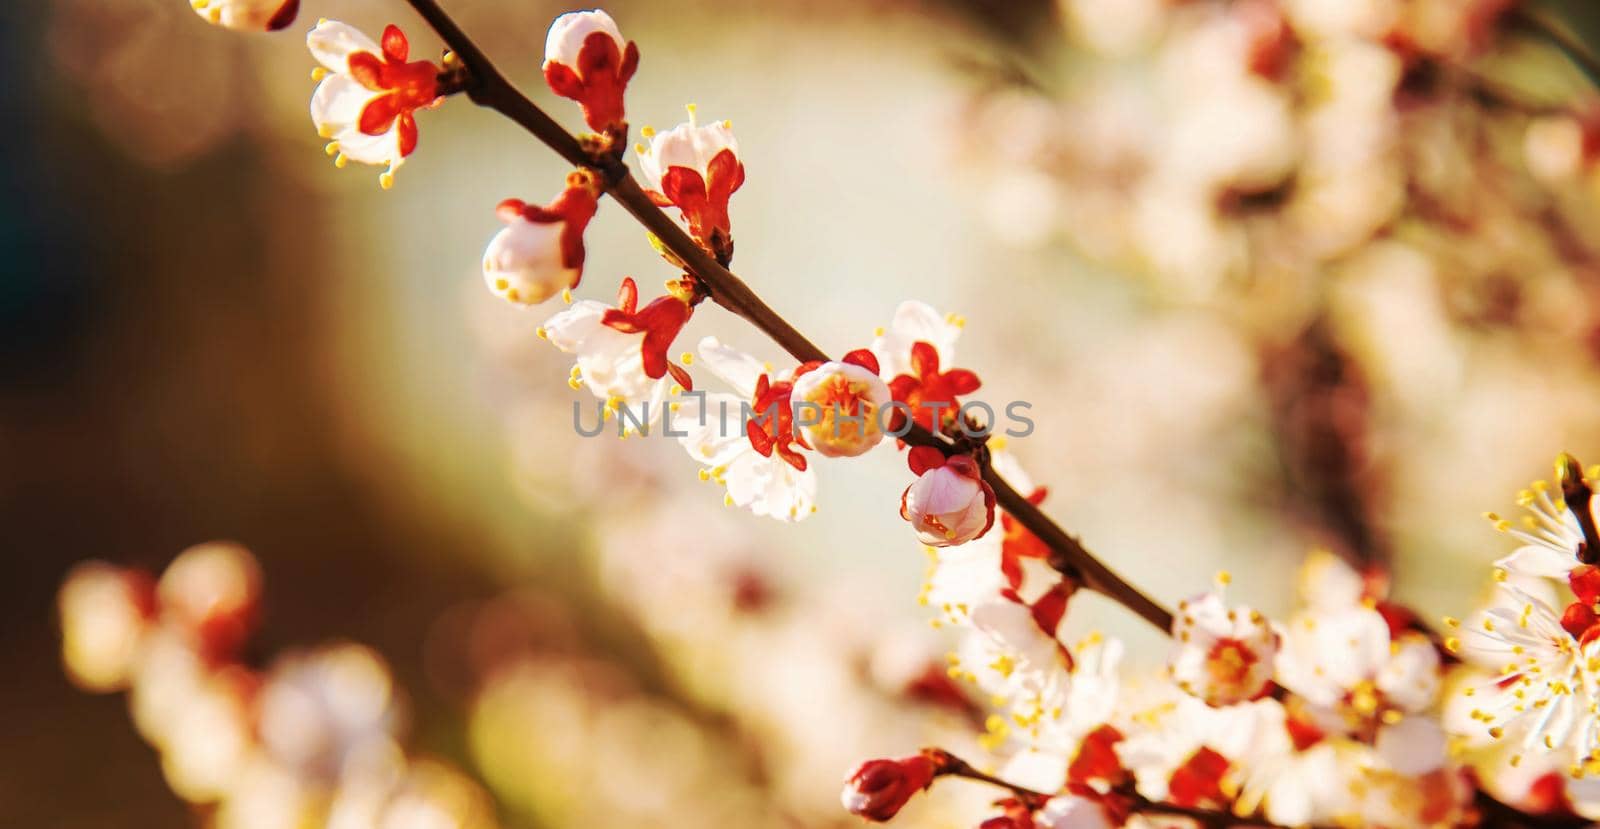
<box><xmin>1204</xmin><ymin>638</ymin><xmax>1259</xmax><ymax>690</ymax></box>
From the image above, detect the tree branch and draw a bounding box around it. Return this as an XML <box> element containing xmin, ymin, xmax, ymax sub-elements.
<box><xmin>399</xmin><ymin>0</ymin><xmax>1174</xmax><ymax>632</ymax></box>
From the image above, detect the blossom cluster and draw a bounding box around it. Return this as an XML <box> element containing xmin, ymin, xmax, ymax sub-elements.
<box><xmin>178</xmin><ymin>2</ymin><xmax>1006</xmax><ymax>539</ymax></box>
<box><xmin>837</xmin><ymin>458</ymin><xmax>1600</xmax><ymax>827</ymax></box>
<box><xmin>58</xmin><ymin>543</ymin><xmax>499</xmax><ymax>828</ymax></box>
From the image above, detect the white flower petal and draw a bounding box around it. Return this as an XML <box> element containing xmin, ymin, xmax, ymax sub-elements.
<box><xmin>1374</xmin><ymin>716</ymin><xmax>1446</xmax><ymax>776</ymax></box>
<box><xmin>543</xmin><ymin>9</ymin><xmax>624</xmax><ymax>71</ymax></box>
<box><xmin>871</xmin><ymin>300</ymin><xmax>962</xmax><ymax>379</ymax></box>
<box><xmin>722</xmin><ymin>452</ymin><xmax>815</xmax><ymax>522</ymax></box>
<box><xmin>637</xmin><ymin>120</ymin><xmax>739</xmax><ymax>191</ymax></box>
<box><xmin>482</xmin><ymin>219</ymin><xmax>573</xmax><ymax>306</ymax></box>
<box><xmin>1496</xmin><ymin>544</ymin><xmax>1578</xmax><ymax>580</ymax></box>
<box><xmin>308</xmin><ymin>20</ymin><xmax>380</xmax><ymax>72</ymax></box>
<box><xmin>671</xmin><ymin>392</ymin><xmax>748</xmax><ymax>468</ymax></box>
<box><xmin>695</xmin><ymin>336</ymin><xmax>766</xmax><ymax>398</ymax></box>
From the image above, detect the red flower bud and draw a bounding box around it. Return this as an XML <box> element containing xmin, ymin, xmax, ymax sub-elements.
<box><xmin>157</xmin><ymin>542</ymin><xmax>262</xmax><ymax>662</ymax></box>
<box><xmin>841</xmin><ymin>754</ymin><xmax>938</xmax><ymax>822</ymax></box>
<box><xmin>543</xmin><ymin>10</ymin><xmax>639</xmax><ymax>133</ymax></box>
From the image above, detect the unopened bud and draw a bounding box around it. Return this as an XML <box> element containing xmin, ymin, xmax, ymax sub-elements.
<box><xmin>841</xmin><ymin>753</ymin><xmax>939</xmax><ymax>822</ymax></box>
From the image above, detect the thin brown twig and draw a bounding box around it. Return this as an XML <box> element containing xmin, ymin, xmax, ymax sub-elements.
<box><xmin>928</xmin><ymin>749</ymin><xmax>1052</xmax><ymax>811</ymax></box>
<box><xmin>398</xmin><ymin>0</ymin><xmax>1174</xmax><ymax>632</ymax></box>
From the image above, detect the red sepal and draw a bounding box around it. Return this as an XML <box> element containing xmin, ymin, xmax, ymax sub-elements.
<box><xmin>748</xmin><ymin>421</ymin><xmax>775</xmax><ymax>457</ymax></box>
<box><xmin>495</xmin><ymin>199</ymin><xmax>528</xmax><ymax>222</ymax></box>
<box><xmin>619</xmin><ymin>41</ymin><xmax>640</xmax><ymax>83</ymax></box>
<box><xmin>902</xmin><ymin>662</ymin><xmax>982</xmax><ymax>719</ymax></box>
<box><xmin>358</xmin><ymin>93</ymin><xmax>400</xmax><ymax>135</ymax></box>
<box><xmin>1286</xmin><ymin>707</ymin><xmax>1326</xmax><ymax>751</ymax></box>
<box><xmin>348</xmin><ymin>51</ymin><xmax>385</xmax><ymax>91</ymax></box>
<box><xmin>1068</xmin><ymin>724</ymin><xmax>1128</xmax><ymax>786</ymax></box>
<box><xmin>910</xmin><ymin>341</ymin><xmax>940</xmax><ymax>377</ymax></box>
<box><xmin>667</xmin><ymin>362</ymin><xmax>693</xmax><ymax>392</ymax></box>
<box><xmin>575</xmin><ymin>29</ymin><xmax>621</xmax><ymax>82</ymax></box>
<box><xmin>396</xmin><ymin>112</ymin><xmax>419</xmax><ymax>157</ymax></box>
<box><xmin>543</xmin><ymin>62</ymin><xmax>584</xmax><ymax>100</ymax></box>
<box><xmin>381</xmin><ymin>24</ymin><xmax>409</xmax><ymax>63</ymax></box>
<box><xmin>907</xmin><ymin>445</ymin><xmax>946</xmax><ymax>476</ymax></box>
<box><xmin>978</xmin><ymin>799</ymin><xmax>1037</xmax><ymax>829</ymax></box>
<box><xmin>1001</xmin><ymin>489</ymin><xmax>1052</xmax><ymax>570</ymax></box>
<box><xmin>778</xmin><ymin>444</ymin><xmax>808</xmax><ymax>471</ymax></box>
<box><xmin>1168</xmin><ymin>747</ymin><xmax>1230</xmax><ymax>808</ymax></box>
<box><xmin>999</xmin><ymin>544</ymin><xmax>1024</xmax><ymax>590</ymax></box>
<box><xmin>1562</xmin><ymin>601</ymin><xmax>1599</xmax><ymax>642</ymax></box>
<box><xmin>661</xmin><ymin>167</ymin><xmax>709</xmax><ymax>223</ymax></box>
<box><xmin>1572</xmin><ymin>565</ymin><xmax>1600</xmax><ymax>607</ymax></box>
<box><xmin>1525</xmin><ymin>772</ymin><xmax>1576</xmax><ymax>816</ymax></box>
<box><xmin>1029</xmin><ymin>579</ymin><xmax>1075</xmax><ymax>636</ymax></box>
<box><xmin>944</xmin><ymin>369</ymin><xmax>981</xmax><ymax>395</ymax></box>
<box><xmin>615</xmin><ymin>277</ymin><xmax>638</xmax><ymax>313</ymax></box>
<box><xmin>791</xmin><ymin>360</ymin><xmax>824</xmax><ymax>380</ymax></box>
<box><xmin>266</xmin><ymin>0</ymin><xmax>299</xmax><ymax>31</ymax></box>
<box><xmin>842</xmin><ymin>348</ymin><xmax>879</xmax><ymax>375</ymax></box>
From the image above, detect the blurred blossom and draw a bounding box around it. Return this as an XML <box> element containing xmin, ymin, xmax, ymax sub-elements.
<box><xmin>937</xmin><ymin>0</ymin><xmax>1600</xmax><ymax>617</ymax></box>
<box><xmin>59</xmin><ymin>561</ymin><xmax>154</xmax><ymax>692</ymax></box>
<box><xmin>470</xmin><ymin>658</ymin><xmax>787</xmax><ymax>828</ymax></box>
<box><xmin>1059</xmin><ymin>0</ymin><xmax>1164</xmax><ymax>57</ymax></box>
<box><xmin>49</xmin><ymin>0</ymin><xmax>246</xmax><ymax>166</ymax></box>
<box><xmin>156</xmin><ymin>541</ymin><xmax>262</xmax><ymax>660</ymax></box>
<box><xmin>257</xmin><ymin>642</ymin><xmax>404</xmax><ymax>781</ymax></box>
<box><xmin>1523</xmin><ymin>114</ymin><xmax>1588</xmax><ymax>182</ymax></box>
<box><xmin>57</xmin><ymin>545</ymin><xmax>500</xmax><ymax>828</ymax></box>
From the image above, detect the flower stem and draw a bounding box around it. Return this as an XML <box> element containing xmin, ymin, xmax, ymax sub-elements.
<box><xmin>925</xmin><ymin>748</ymin><xmax>1051</xmax><ymax>810</ymax></box>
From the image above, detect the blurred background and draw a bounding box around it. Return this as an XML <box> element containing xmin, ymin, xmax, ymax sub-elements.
<box><xmin>11</xmin><ymin>0</ymin><xmax>1600</xmax><ymax>825</ymax></box>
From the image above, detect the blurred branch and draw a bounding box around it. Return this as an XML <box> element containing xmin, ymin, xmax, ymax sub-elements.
<box><xmin>1511</xmin><ymin>6</ymin><xmax>1600</xmax><ymax>89</ymax></box>
<box><xmin>1259</xmin><ymin>319</ymin><xmax>1388</xmax><ymax>572</ymax></box>
<box><xmin>399</xmin><ymin>0</ymin><xmax>1175</xmax><ymax>632</ymax></box>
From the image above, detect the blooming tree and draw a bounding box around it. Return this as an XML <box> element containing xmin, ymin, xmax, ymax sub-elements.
<box><xmin>55</xmin><ymin>2</ymin><xmax>1600</xmax><ymax>827</ymax></box>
